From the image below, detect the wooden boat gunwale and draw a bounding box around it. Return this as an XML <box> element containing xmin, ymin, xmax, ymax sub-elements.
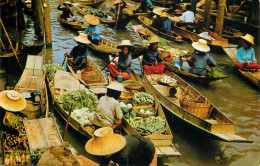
<box><xmin>71</xmin><ymin>0</ymin><xmax>105</xmax><ymax>8</ymax></box>
<box><xmin>57</xmin><ymin>13</ymin><xmax>88</xmax><ymax>30</ymax></box>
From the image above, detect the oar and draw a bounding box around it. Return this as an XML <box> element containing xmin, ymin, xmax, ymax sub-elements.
<box><xmin>114</xmin><ymin>3</ymin><xmax>121</xmax><ymax>29</ymax></box>
<box><xmin>0</xmin><ymin>38</ymin><xmax>7</xmax><ymax>54</ymax></box>
<box><xmin>63</xmin><ymin>103</ymin><xmax>74</xmax><ymax>139</ymax></box>
<box><xmin>189</xmin><ymin>35</ymin><xmax>194</xmax><ymax>43</ymax></box>
<box><xmin>62</xmin><ymin>56</ymin><xmax>66</xmax><ymax>66</ymax></box>
<box><xmin>101</xmin><ymin>56</ymin><xmax>116</xmax><ymax>71</ymax></box>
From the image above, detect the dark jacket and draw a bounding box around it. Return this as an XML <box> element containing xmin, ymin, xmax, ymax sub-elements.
<box><xmin>57</xmin><ymin>5</ymin><xmax>73</xmax><ymax>19</ymax></box>
<box><xmin>141</xmin><ymin>47</ymin><xmax>162</xmax><ymax>66</ymax></box>
<box><xmin>113</xmin><ymin>52</ymin><xmax>132</xmax><ymax>74</ymax></box>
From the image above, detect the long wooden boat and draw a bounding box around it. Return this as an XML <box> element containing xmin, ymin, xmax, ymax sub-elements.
<box><xmin>44</xmin><ymin>65</ymin><xmax>96</xmax><ymax>138</ymax></box>
<box><xmin>57</xmin><ymin>13</ymin><xmax>88</xmax><ymax>31</ymax></box>
<box><xmin>133</xmin><ymin>25</ymin><xmax>230</xmax><ymax>84</ymax></box>
<box><xmin>14</xmin><ymin>55</ymin><xmax>49</xmax><ymax>119</ymax></box>
<box><xmin>138</xmin><ymin>16</ymin><xmax>183</xmax><ymax>42</ymax></box>
<box><xmin>71</xmin><ymin>0</ymin><xmax>105</xmax><ymax>8</ymax></box>
<box><xmin>66</xmin><ymin>56</ymin><xmax>108</xmax><ymax>88</ymax></box>
<box><xmin>222</xmin><ymin>45</ymin><xmax>260</xmax><ymax>88</ymax></box>
<box><xmin>141</xmin><ymin>67</ymin><xmax>252</xmax><ymax>142</ymax></box>
<box><xmin>0</xmin><ymin>41</ymin><xmax>25</xmax><ymax>58</ymax></box>
<box><xmin>107</xmin><ymin>69</ymin><xmax>181</xmax><ymax>157</ymax></box>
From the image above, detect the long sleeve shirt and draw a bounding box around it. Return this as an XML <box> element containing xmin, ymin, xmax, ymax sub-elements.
<box><xmin>190</xmin><ymin>53</ymin><xmax>216</xmax><ymax>76</ymax></box>
<box><xmin>137</xmin><ymin>0</ymin><xmax>153</xmax><ymax>12</ymax></box>
<box><xmin>180</xmin><ymin>11</ymin><xmax>195</xmax><ymax>23</ymax></box>
<box><xmin>100</xmin><ymin>135</ymin><xmax>155</xmax><ymax>166</ymax></box>
<box><xmin>67</xmin><ymin>45</ymin><xmax>88</xmax><ymax>63</ymax></box>
<box><xmin>57</xmin><ymin>5</ymin><xmax>73</xmax><ymax>19</ymax></box>
<box><xmin>112</xmin><ymin>52</ymin><xmax>132</xmax><ymax>74</ymax></box>
<box><xmin>151</xmin><ymin>17</ymin><xmax>164</xmax><ymax>30</ymax></box>
<box><xmin>141</xmin><ymin>47</ymin><xmax>162</xmax><ymax>66</ymax></box>
<box><xmin>237</xmin><ymin>47</ymin><xmax>257</xmax><ymax>63</ymax></box>
<box><xmin>84</xmin><ymin>25</ymin><xmax>100</xmax><ymax>41</ymax></box>
<box><xmin>114</xmin><ymin>0</ymin><xmax>126</xmax><ymax>21</ymax></box>
<box><xmin>92</xmin><ymin>96</ymin><xmax>122</xmax><ymax>127</ymax></box>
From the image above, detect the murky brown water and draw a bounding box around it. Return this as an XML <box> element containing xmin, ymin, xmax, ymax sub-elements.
<box><xmin>18</xmin><ymin>0</ymin><xmax>260</xmax><ymax>165</ymax></box>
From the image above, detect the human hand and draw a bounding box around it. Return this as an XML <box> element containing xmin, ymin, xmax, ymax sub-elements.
<box><xmin>112</xmin><ymin>59</ymin><xmax>117</xmax><ymax>63</ymax></box>
<box><xmin>115</xmin><ymin>52</ymin><xmax>119</xmax><ymax>56</ymax></box>
<box><xmin>243</xmin><ymin>61</ymin><xmax>249</xmax><ymax>66</ymax></box>
<box><xmin>64</xmin><ymin>53</ymin><xmax>67</xmax><ymax>57</ymax></box>
<box><xmin>252</xmin><ymin>60</ymin><xmax>255</xmax><ymax>63</ymax></box>
<box><xmin>92</xmin><ymin>32</ymin><xmax>96</xmax><ymax>35</ymax></box>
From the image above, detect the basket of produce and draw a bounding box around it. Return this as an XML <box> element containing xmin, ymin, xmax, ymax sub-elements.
<box><xmin>128</xmin><ymin>116</ymin><xmax>166</xmax><ymax>135</ymax></box>
<box><xmin>81</xmin><ymin>68</ymin><xmax>101</xmax><ymax>84</ymax></box>
<box><xmin>122</xmin><ymin>80</ymin><xmax>142</xmax><ymax>90</ymax></box>
<box><xmin>133</xmin><ymin>92</ymin><xmax>154</xmax><ymax>106</ymax></box>
<box><xmin>158</xmin><ymin>75</ymin><xmax>178</xmax><ymax>86</ymax></box>
<box><xmin>133</xmin><ymin>106</ymin><xmax>157</xmax><ymax>118</ymax></box>
<box><xmin>119</xmin><ymin>100</ymin><xmax>134</xmax><ymax>111</ymax></box>
<box><xmin>119</xmin><ymin>91</ymin><xmax>133</xmax><ymax>100</ymax></box>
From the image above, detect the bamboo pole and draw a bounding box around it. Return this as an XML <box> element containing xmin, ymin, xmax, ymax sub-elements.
<box><xmin>115</xmin><ymin>3</ymin><xmax>121</xmax><ymax>29</ymax></box>
<box><xmin>214</xmin><ymin>0</ymin><xmax>226</xmax><ymax>36</ymax></box>
<box><xmin>63</xmin><ymin>103</ymin><xmax>74</xmax><ymax>139</ymax></box>
<box><xmin>204</xmin><ymin>0</ymin><xmax>212</xmax><ymax>29</ymax></box>
<box><xmin>44</xmin><ymin>0</ymin><xmax>52</xmax><ymax>47</ymax></box>
<box><xmin>0</xmin><ymin>18</ymin><xmax>23</xmax><ymax>70</ymax></box>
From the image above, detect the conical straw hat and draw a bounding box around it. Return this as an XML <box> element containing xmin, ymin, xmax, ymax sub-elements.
<box><xmin>153</xmin><ymin>8</ymin><xmax>163</xmax><ymax>16</ymax></box>
<box><xmin>106</xmin><ymin>82</ymin><xmax>127</xmax><ymax>92</ymax></box>
<box><xmin>74</xmin><ymin>33</ymin><xmax>91</xmax><ymax>44</ymax></box>
<box><xmin>148</xmin><ymin>35</ymin><xmax>161</xmax><ymax>44</ymax></box>
<box><xmin>240</xmin><ymin>34</ymin><xmax>254</xmax><ymax>45</ymax></box>
<box><xmin>192</xmin><ymin>39</ymin><xmax>210</xmax><ymax>52</ymax></box>
<box><xmin>84</xmin><ymin>15</ymin><xmax>100</xmax><ymax>26</ymax></box>
<box><xmin>85</xmin><ymin>127</ymin><xmax>126</xmax><ymax>156</ymax></box>
<box><xmin>117</xmin><ymin>40</ymin><xmax>133</xmax><ymax>49</ymax></box>
<box><xmin>0</xmin><ymin>90</ymin><xmax>27</xmax><ymax>112</ymax></box>
<box><xmin>114</xmin><ymin>0</ymin><xmax>122</xmax><ymax>5</ymax></box>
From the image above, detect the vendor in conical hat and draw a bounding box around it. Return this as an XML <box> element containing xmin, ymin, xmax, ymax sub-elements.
<box><xmin>181</xmin><ymin>39</ymin><xmax>217</xmax><ymax>76</ymax></box>
<box><xmin>57</xmin><ymin>1</ymin><xmax>73</xmax><ymax>21</ymax></box>
<box><xmin>107</xmin><ymin>40</ymin><xmax>133</xmax><ymax>80</ymax></box>
<box><xmin>0</xmin><ymin>90</ymin><xmax>27</xmax><ymax>129</ymax></box>
<box><xmin>92</xmin><ymin>82</ymin><xmax>126</xmax><ymax>129</ymax></box>
<box><xmin>140</xmin><ymin>35</ymin><xmax>165</xmax><ymax>75</ymax></box>
<box><xmin>235</xmin><ymin>34</ymin><xmax>260</xmax><ymax>71</ymax></box>
<box><xmin>85</xmin><ymin>127</ymin><xmax>157</xmax><ymax>166</ymax></box>
<box><xmin>83</xmin><ymin>15</ymin><xmax>100</xmax><ymax>45</ymax></box>
<box><xmin>65</xmin><ymin>33</ymin><xmax>90</xmax><ymax>71</ymax></box>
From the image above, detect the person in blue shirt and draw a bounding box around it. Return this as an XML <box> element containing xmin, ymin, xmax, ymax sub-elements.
<box><xmin>181</xmin><ymin>39</ymin><xmax>216</xmax><ymax>76</ymax></box>
<box><xmin>134</xmin><ymin>0</ymin><xmax>153</xmax><ymax>13</ymax></box>
<box><xmin>83</xmin><ymin>15</ymin><xmax>100</xmax><ymax>45</ymax></box>
<box><xmin>65</xmin><ymin>33</ymin><xmax>90</xmax><ymax>71</ymax></box>
<box><xmin>235</xmin><ymin>34</ymin><xmax>260</xmax><ymax>71</ymax></box>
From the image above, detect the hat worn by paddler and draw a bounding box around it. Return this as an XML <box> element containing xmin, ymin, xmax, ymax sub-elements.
<box><xmin>192</xmin><ymin>39</ymin><xmax>210</xmax><ymax>52</ymax></box>
<box><xmin>74</xmin><ymin>33</ymin><xmax>91</xmax><ymax>44</ymax></box>
<box><xmin>85</xmin><ymin>127</ymin><xmax>126</xmax><ymax>156</ymax></box>
<box><xmin>63</xmin><ymin>1</ymin><xmax>72</xmax><ymax>7</ymax></box>
<box><xmin>240</xmin><ymin>34</ymin><xmax>254</xmax><ymax>45</ymax></box>
<box><xmin>84</xmin><ymin>15</ymin><xmax>100</xmax><ymax>26</ymax></box>
<box><xmin>117</xmin><ymin>40</ymin><xmax>133</xmax><ymax>49</ymax></box>
<box><xmin>0</xmin><ymin>90</ymin><xmax>27</xmax><ymax>112</ymax></box>
<box><xmin>114</xmin><ymin>0</ymin><xmax>122</xmax><ymax>5</ymax></box>
<box><xmin>148</xmin><ymin>35</ymin><xmax>161</xmax><ymax>44</ymax></box>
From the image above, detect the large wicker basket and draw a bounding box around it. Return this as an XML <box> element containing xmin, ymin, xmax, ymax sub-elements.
<box><xmin>81</xmin><ymin>69</ymin><xmax>101</xmax><ymax>84</ymax></box>
<box><xmin>133</xmin><ymin>106</ymin><xmax>157</xmax><ymax>118</ymax></box>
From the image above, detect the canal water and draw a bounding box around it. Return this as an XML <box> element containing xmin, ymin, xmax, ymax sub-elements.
<box><xmin>9</xmin><ymin>0</ymin><xmax>260</xmax><ymax>165</ymax></box>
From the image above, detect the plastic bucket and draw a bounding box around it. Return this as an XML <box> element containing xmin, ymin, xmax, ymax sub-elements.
<box><xmin>172</xmin><ymin>61</ymin><xmax>182</xmax><ymax>68</ymax></box>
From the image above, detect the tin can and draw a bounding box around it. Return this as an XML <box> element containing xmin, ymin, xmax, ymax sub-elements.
<box><xmin>117</xmin><ymin>75</ymin><xmax>124</xmax><ymax>83</ymax></box>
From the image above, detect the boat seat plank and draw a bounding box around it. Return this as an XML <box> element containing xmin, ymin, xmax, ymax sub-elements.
<box><xmin>214</xmin><ymin>133</ymin><xmax>252</xmax><ymax>142</ymax></box>
<box><xmin>157</xmin><ymin>146</ymin><xmax>181</xmax><ymax>157</ymax></box>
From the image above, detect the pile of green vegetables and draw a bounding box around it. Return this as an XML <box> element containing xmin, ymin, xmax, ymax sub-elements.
<box><xmin>30</xmin><ymin>150</ymin><xmax>47</xmax><ymax>165</ymax></box>
<box><xmin>207</xmin><ymin>70</ymin><xmax>228</xmax><ymax>78</ymax></box>
<box><xmin>46</xmin><ymin>63</ymin><xmax>64</xmax><ymax>81</ymax></box>
<box><xmin>85</xmin><ymin>9</ymin><xmax>110</xmax><ymax>18</ymax></box>
<box><xmin>128</xmin><ymin>116</ymin><xmax>166</xmax><ymax>134</ymax></box>
<box><xmin>133</xmin><ymin>92</ymin><xmax>154</xmax><ymax>105</ymax></box>
<box><xmin>57</xmin><ymin>90</ymin><xmax>98</xmax><ymax>112</ymax></box>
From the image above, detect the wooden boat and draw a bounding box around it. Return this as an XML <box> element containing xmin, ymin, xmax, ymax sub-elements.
<box><xmin>222</xmin><ymin>45</ymin><xmax>260</xmax><ymax>88</ymax></box>
<box><xmin>138</xmin><ymin>16</ymin><xmax>183</xmax><ymax>42</ymax></box>
<box><xmin>107</xmin><ymin>68</ymin><xmax>181</xmax><ymax>157</ymax></box>
<box><xmin>141</xmin><ymin>67</ymin><xmax>252</xmax><ymax>142</ymax></box>
<box><xmin>71</xmin><ymin>0</ymin><xmax>105</xmax><ymax>8</ymax></box>
<box><xmin>0</xmin><ymin>41</ymin><xmax>25</xmax><ymax>58</ymax></box>
<box><xmin>57</xmin><ymin>13</ymin><xmax>88</xmax><ymax>31</ymax></box>
<box><xmin>133</xmin><ymin>25</ymin><xmax>230</xmax><ymax>84</ymax></box>
<box><xmin>66</xmin><ymin>56</ymin><xmax>108</xmax><ymax>88</ymax></box>
<box><xmin>14</xmin><ymin>55</ymin><xmax>49</xmax><ymax>119</ymax></box>
<box><xmin>44</xmin><ymin>65</ymin><xmax>96</xmax><ymax>138</ymax></box>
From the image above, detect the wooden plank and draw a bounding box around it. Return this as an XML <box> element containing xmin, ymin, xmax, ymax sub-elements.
<box><xmin>157</xmin><ymin>146</ymin><xmax>181</xmax><ymax>156</ymax></box>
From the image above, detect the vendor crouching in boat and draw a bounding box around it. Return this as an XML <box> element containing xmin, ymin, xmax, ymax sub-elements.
<box><xmin>0</xmin><ymin>90</ymin><xmax>27</xmax><ymax>130</ymax></box>
<box><xmin>107</xmin><ymin>40</ymin><xmax>133</xmax><ymax>80</ymax></box>
<box><xmin>141</xmin><ymin>35</ymin><xmax>165</xmax><ymax>75</ymax></box>
<box><xmin>114</xmin><ymin>0</ymin><xmax>126</xmax><ymax>22</ymax></box>
<box><xmin>181</xmin><ymin>39</ymin><xmax>216</xmax><ymax>76</ymax></box>
<box><xmin>92</xmin><ymin>82</ymin><xmax>124</xmax><ymax>130</ymax></box>
<box><xmin>84</xmin><ymin>15</ymin><xmax>100</xmax><ymax>45</ymax></box>
<box><xmin>85</xmin><ymin>127</ymin><xmax>157</xmax><ymax>166</ymax></box>
<box><xmin>65</xmin><ymin>33</ymin><xmax>90</xmax><ymax>71</ymax></box>
<box><xmin>235</xmin><ymin>34</ymin><xmax>260</xmax><ymax>72</ymax></box>
<box><xmin>57</xmin><ymin>1</ymin><xmax>74</xmax><ymax>22</ymax></box>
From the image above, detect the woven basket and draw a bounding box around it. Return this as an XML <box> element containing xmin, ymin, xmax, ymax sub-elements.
<box><xmin>180</xmin><ymin>97</ymin><xmax>211</xmax><ymax>119</ymax></box>
<box><xmin>122</xmin><ymin>80</ymin><xmax>142</xmax><ymax>90</ymax></box>
<box><xmin>139</xmin><ymin>128</ymin><xmax>166</xmax><ymax>136</ymax></box>
<box><xmin>133</xmin><ymin>106</ymin><xmax>156</xmax><ymax>118</ymax></box>
<box><xmin>133</xmin><ymin>99</ymin><xmax>154</xmax><ymax>107</ymax></box>
<box><xmin>81</xmin><ymin>69</ymin><xmax>101</xmax><ymax>84</ymax></box>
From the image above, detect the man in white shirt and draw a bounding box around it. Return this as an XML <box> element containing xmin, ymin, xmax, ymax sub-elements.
<box><xmin>180</xmin><ymin>4</ymin><xmax>195</xmax><ymax>23</ymax></box>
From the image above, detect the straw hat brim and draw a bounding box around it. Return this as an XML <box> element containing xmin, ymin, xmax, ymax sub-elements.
<box><xmin>84</xmin><ymin>15</ymin><xmax>100</xmax><ymax>26</ymax></box>
<box><xmin>85</xmin><ymin>133</ymin><xmax>126</xmax><ymax>156</ymax></box>
<box><xmin>240</xmin><ymin>35</ymin><xmax>254</xmax><ymax>45</ymax></box>
<box><xmin>0</xmin><ymin>90</ymin><xmax>27</xmax><ymax>112</ymax></box>
<box><xmin>148</xmin><ymin>37</ymin><xmax>161</xmax><ymax>44</ymax></box>
<box><xmin>192</xmin><ymin>42</ymin><xmax>210</xmax><ymax>52</ymax></box>
<box><xmin>74</xmin><ymin>36</ymin><xmax>91</xmax><ymax>44</ymax></box>
<box><xmin>106</xmin><ymin>82</ymin><xmax>127</xmax><ymax>92</ymax></box>
<box><xmin>117</xmin><ymin>45</ymin><xmax>133</xmax><ymax>49</ymax></box>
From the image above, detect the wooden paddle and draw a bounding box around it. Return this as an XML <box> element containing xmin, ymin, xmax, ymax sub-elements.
<box><xmin>101</xmin><ymin>56</ymin><xmax>116</xmax><ymax>71</ymax></box>
<box><xmin>63</xmin><ymin>103</ymin><xmax>74</xmax><ymax>139</ymax></box>
<box><xmin>114</xmin><ymin>3</ymin><xmax>121</xmax><ymax>29</ymax></box>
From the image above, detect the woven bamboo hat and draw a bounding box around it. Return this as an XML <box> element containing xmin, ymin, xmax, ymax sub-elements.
<box><xmin>63</xmin><ymin>1</ymin><xmax>72</xmax><ymax>7</ymax></box>
<box><xmin>106</xmin><ymin>82</ymin><xmax>126</xmax><ymax>92</ymax></box>
<box><xmin>74</xmin><ymin>33</ymin><xmax>91</xmax><ymax>44</ymax></box>
<box><xmin>85</xmin><ymin>127</ymin><xmax>126</xmax><ymax>156</ymax></box>
<box><xmin>240</xmin><ymin>34</ymin><xmax>254</xmax><ymax>45</ymax></box>
<box><xmin>84</xmin><ymin>15</ymin><xmax>100</xmax><ymax>26</ymax></box>
<box><xmin>114</xmin><ymin>0</ymin><xmax>122</xmax><ymax>5</ymax></box>
<box><xmin>148</xmin><ymin>35</ymin><xmax>161</xmax><ymax>44</ymax></box>
<box><xmin>117</xmin><ymin>40</ymin><xmax>133</xmax><ymax>49</ymax></box>
<box><xmin>192</xmin><ymin>39</ymin><xmax>210</xmax><ymax>52</ymax></box>
<box><xmin>0</xmin><ymin>90</ymin><xmax>27</xmax><ymax>112</ymax></box>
